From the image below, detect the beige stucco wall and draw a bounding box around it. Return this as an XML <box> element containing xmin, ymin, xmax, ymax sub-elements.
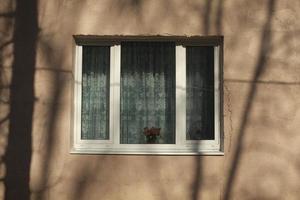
<box><xmin>1</xmin><ymin>0</ymin><xmax>300</xmax><ymax>199</ymax></box>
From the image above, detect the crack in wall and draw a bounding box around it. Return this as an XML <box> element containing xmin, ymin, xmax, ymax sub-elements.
<box><xmin>224</xmin><ymin>83</ymin><xmax>233</xmax><ymax>153</ymax></box>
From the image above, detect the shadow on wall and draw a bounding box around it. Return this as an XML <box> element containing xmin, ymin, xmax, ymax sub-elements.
<box><xmin>3</xmin><ymin>0</ymin><xmax>38</xmax><ymax>200</ymax></box>
<box><xmin>191</xmin><ymin>0</ymin><xmax>224</xmax><ymax>199</ymax></box>
<box><xmin>223</xmin><ymin>0</ymin><xmax>277</xmax><ymax>199</ymax></box>
<box><xmin>1</xmin><ymin>0</ymin><xmax>298</xmax><ymax>199</ymax></box>
<box><xmin>0</xmin><ymin>1</ymin><xmax>14</xmax><ymax>199</ymax></box>
<box><xmin>1</xmin><ymin>0</ymin><xmax>101</xmax><ymax>199</ymax></box>
<box><xmin>0</xmin><ymin>0</ymin><xmax>220</xmax><ymax>199</ymax></box>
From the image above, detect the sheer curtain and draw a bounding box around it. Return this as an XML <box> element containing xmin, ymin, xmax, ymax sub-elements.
<box><xmin>121</xmin><ymin>42</ymin><xmax>175</xmax><ymax>144</ymax></box>
<box><xmin>81</xmin><ymin>46</ymin><xmax>110</xmax><ymax>139</ymax></box>
<box><xmin>186</xmin><ymin>46</ymin><xmax>215</xmax><ymax>140</ymax></box>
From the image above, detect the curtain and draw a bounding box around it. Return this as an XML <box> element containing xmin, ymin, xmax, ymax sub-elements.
<box><xmin>186</xmin><ymin>46</ymin><xmax>215</xmax><ymax>140</ymax></box>
<box><xmin>81</xmin><ymin>46</ymin><xmax>110</xmax><ymax>139</ymax></box>
<box><xmin>121</xmin><ymin>42</ymin><xmax>175</xmax><ymax>144</ymax></box>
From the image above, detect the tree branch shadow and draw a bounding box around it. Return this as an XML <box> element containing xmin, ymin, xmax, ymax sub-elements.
<box><xmin>223</xmin><ymin>0</ymin><xmax>277</xmax><ymax>199</ymax></box>
<box><xmin>190</xmin><ymin>0</ymin><xmax>225</xmax><ymax>198</ymax></box>
<box><xmin>203</xmin><ymin>0</ymin><xmax>212</xmax><ymax>35</ymax></box>
<box><xmin>33</xmin><ymin>37</ymin><xmax>67</xmax><ymax>199</ymax></box>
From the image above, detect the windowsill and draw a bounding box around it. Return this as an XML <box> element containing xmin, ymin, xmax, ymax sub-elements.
<box><xmin>70</xmin><ymin>146</ymin><xmax>224</xmax><ymax>155</ymax></box>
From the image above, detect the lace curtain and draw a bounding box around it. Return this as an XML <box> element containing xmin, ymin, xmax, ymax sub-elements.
<box><xmin>186</xmin><ymin>46</ymin><xmax>215</xmax><ymax>140</ymax></box>
<box><xmin>120</xmin><ymin>42</ymin><xmax>175</xmax><ymax>144</ymax></box>
<box><xmin>81</xmin><ymin>46</ymin><xmax>110</xmax><ymax>139</ymax></box>
<box><xmin>81</xmin><ymin>44</ymin><xmax>214</xmax><ymax>142</ymax></box>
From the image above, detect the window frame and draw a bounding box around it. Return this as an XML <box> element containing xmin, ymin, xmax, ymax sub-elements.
<box><xmin>71</xmin><ymin>36</ymin><xmax>224</xmax><ymax>155</ymax></box>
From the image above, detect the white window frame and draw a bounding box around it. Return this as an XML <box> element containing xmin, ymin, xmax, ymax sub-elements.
<box><xmin>71</xmin><ymin>36</ymin><xmax>223</xmax><ymax>155</ymax></box>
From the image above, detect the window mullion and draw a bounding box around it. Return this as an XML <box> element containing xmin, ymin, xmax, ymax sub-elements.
<box><xmin>111</xmin><ymin>45</ymin><xmax>121</xmax><ymax>145</ymax></box>
<box><xmin>176</xmin><ymin>45</ymin><xmax>186</xmax><ymax>145</ymax></box>
<box><xmin>214</xmin><ymin>46</ymin><xmax>220</xmax><ymax>144</ymax></box>
<box><xmin>74</xmin><ymin>45</ymin><xmax>83</xmax><ymax>145</ymax></box>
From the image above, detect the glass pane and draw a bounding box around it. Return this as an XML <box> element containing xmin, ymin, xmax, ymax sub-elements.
<box><xmin>121</xmin><ymin>42</ymin><xmax>175</xmax><ymax>144</ymax></box>
<box><xmin>186</xmin><ymin>46</ymin><xmax>214</xmax><ymax>140</ymax></box>
<box><xmin>81</xmin><ymin>46</ymin><xmax>110</xmax><ymax>140</ymax></box>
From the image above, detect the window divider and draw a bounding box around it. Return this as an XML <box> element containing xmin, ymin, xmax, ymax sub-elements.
<box><xmin>74</xmin><ymin>45</ymin><xmax>83</xmax><ymax>147</ymax></box>
<box><xmin>175</xmin><ymin>45</ymin><xmax>186</xmax><ymax>146</ymax></box>
<box><xmin>111</xmin><ymin>45</ymin><xmax>121</xmax><ymax>145</ymax></box>
<box><xmin>214</xmin><ymin>46</ymin><xmax>220</xmax><ymax>145</ymax></box>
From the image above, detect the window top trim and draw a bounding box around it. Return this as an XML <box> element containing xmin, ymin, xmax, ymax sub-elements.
<box><xmin>73</xmin><ymin>35</ymin><xmax>223</xmax><ymax>46</ymax></box>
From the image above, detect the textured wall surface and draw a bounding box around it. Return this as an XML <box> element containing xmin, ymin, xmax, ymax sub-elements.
<box><xmin>0</xmin><ymin>0</ymin><xmax>300</xmax><ymax>199</ymax></box>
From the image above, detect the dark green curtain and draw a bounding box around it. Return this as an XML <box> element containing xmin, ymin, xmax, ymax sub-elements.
<box><xmin>81</xmin><ymin>46</ymin><xmax>110</xmax><ymax>139</ymax></box>
<box><xmin>186</xmin><ymin>46</ymin><xmax>215</xmax><ymax>140</ymax></box>
<box><xmin>121</xmin><ymin>42</ymin><xmax>176</xmax><ymax>144</ymax></box>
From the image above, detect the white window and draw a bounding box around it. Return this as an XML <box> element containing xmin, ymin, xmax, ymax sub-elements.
<box><xmin>71</xmin><ymin>36</ymin><xmax>223</xmax><ymax>155</ymax></box>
